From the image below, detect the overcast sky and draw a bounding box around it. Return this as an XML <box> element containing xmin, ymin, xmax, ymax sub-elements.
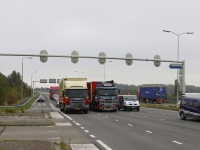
<box><xmin>0</xmin><ymin>0</ymin><xmax>199</xmax><ymax>88</ymax></box>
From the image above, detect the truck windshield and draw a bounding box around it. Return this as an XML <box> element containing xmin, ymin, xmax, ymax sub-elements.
<box><xmin>65</xmin><ymin>89</ymin><xmax>88</xmax><ymax>98</ymax></box>
<box><xmin>99</xmin><ymin>89</ymin><xmax>118</xmax><ymax>96</ymax></box>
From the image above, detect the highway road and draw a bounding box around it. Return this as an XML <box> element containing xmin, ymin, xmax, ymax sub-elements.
<box><xmin>30</xmin><ymin>93</ymin><xmax>200</xmax><ymax>150</ymax></box>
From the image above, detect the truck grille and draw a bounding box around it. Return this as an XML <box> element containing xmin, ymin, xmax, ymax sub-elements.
<box><xmin>70</xmin><ymin>98</ymin><xmax>85</xmax><ymax>107</ymax></box>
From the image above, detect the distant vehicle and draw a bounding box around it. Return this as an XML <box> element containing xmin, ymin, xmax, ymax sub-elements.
<box><xmin>37</xmin><ymin>95</ymin><xmax>45</xmax><ymax>102</ymax></box>
<box><xmin>53</xmin><ymin>94</ymin><xmax>59</xmax><ymax>107</ymax></box>
<box><xmin>50</xmin><ymin>86</ymin><xmax>58</xmax><ymax>99</ymax></box>
<box><xmin>59</xmin><ymin>78</ymin><xmax>89</xmax><ymax>114</ymax></box>
<box><xmin>179</xmin><ymin>97</ymin><xmax>200</xmax><ymax>120</ymax></box>
<box><xmin>182</xmin><ymin>93</ymin><xmax>200</xmax><ymax>98</ymax></box>
<box><xmin>137</xmin><ymin>87</ymin><xmax>166</xmax><ymax>103</ymax></box>
<box><xmin>88</xmin><ymin>80</ymin><xmax>119</xmax><ymax>112</ymax></box>
<box><xmin>118</xmin><ymin>95</ymin><xmax>140</xmax><ymax>111</ymax></box>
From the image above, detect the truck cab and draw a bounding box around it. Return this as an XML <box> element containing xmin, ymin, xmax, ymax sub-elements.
<box><xmin>118</xmin><ymin>95</ymin><xmax>140</xmax><ymax>111</ymax></box>
<box><xmin>89</xmin><ymin>81</ymin><xmax>119</xmax><ymax>112</ymax></box>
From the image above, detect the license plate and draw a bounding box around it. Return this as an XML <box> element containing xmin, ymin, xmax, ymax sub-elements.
<box><xmin>75</xmin><ymin>108</ymin><xmax>81</xmax><ymax>110</ymax></box>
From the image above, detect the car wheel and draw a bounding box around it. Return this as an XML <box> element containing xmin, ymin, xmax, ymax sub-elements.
<box><xmin>83</xmin><ymin>110</ymin><xmax>88</xmax><ymax>114</ymax></box>
<box><xmin>180</xmin><ymin>112</ymin><xmax>186</xmax><ymax>120</ymax></box>
<box><xmin>118</xmin><ymin>107</ymin><xmax>120</xmax><ymax>110</ymax></box>
<box><xmin>137</xmin><ymin>108</ymin><xmax>140</xmax><ymax>111</ymax></box>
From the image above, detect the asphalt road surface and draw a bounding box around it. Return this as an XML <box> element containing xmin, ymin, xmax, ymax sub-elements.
<box><xmin>31</xmin><ymin>92</ymin><xmax>200</xmax><ymax>150</ymax></box>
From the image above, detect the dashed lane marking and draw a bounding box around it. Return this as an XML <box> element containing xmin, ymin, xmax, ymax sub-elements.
<box><xmin>81</xmin><ymin>127</ymin><xmax>85</xmax><ymax>129</ymax></box>
<box><xmin>115</xmin><ymin>119</ymin><xmax>119</xmax><ymax>121</ymax></box>
<box><xmin>173</xmin><ymin>141</ymin><xmax>183</xmax><ymax>145</ymax></box>
<box><xmin>128</xmin><ymin>124</ymin><xmax>132</xmax><ymax>126</ymax></box>
<box><xmin>75</xmin><ymin>123</ymin><xmax>80</xmax><ymax>126</ymax></box>
<box><xmin>146</xmin><ymin>130</ymin><xmax>152</xmax><ymax>133</ymax></box>
<box><xmin>84</xmin><ymin>130</ymin><xmax>89</xmax><ymax>133</ymax></box>
<box><xmin>90</xmin><ymin>135</ymin><xmax>95</xmax><ymax>138</ymax></box>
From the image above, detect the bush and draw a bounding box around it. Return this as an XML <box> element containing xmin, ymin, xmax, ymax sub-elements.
<box><xmin>5</xmin><ymin>108</ymin><xmax>17</xmax><ymax>113</ymax></box>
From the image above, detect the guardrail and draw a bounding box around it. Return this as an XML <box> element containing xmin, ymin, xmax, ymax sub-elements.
<box><xmin>0</xmin><ymin>94</ymin><xmax>39</xmax><ymax>109</ymax></box>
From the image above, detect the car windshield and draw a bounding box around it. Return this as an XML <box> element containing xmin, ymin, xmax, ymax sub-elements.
<box><xmin>39</xmin><ymin>96</ymin><xmax>43</xmax><ymax>99</ymax></box>
<box><xmin>99</xmin><ymin>89</ymin><xmax>118</xmax><ymax>96</ymax></box>
<box><xmin>54</xmin><ymin>95</ymin><xmax>59</xmax><ymax>98</ymax></box>
<box><xmin>124</xmin><ymin>96</ymin><xmax>138</xmax><ymax>101</ymax></box>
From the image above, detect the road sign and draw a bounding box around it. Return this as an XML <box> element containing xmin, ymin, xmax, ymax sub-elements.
<box><xmin>40</xmin><ymin>79</ymin><xmax>47</xmax><ymax>83</ymax></box>
<box><xmin>49</xmin><ymin>79</ymin><xmax>56</xmax><ymax>83</ymax></box>
<box><xmin>98</xmin><ymin>52</ymin><xmax>106</xmax><ymax>65</ymax></box>
<box><xmin>169</xmin><ymin>63</ymin><xmax>182</xmax><ymax>69</ymax></box>
<box><xmin>71</xmin><ymin>51</ymin><xmax>79</xmax><ymax>64</ymax></box>
<box><xmin>125</xmin><ymin>53</ymin><xmax>133</xmax><ymax>66</ymax></box>
<box><xmin>154</xmin><ymin>55</ymin><xmax>161</xmax><ymax>67</ymax></box>
<box><xmin>57</xmin><ymin>79</ymin><xmax>60</xmax><ymax>83</ymax></box>
<box><xmin>40</xmin><ymin>50</ymin><xmax>48</xmax><ymax>63</ymax></box>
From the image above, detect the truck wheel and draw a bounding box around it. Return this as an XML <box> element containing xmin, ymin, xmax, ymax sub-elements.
<box><xmin>84</xmin><ymin>110</ymin><xmax>88</xmax><ymax>114</ymax></box>
<box><xmin>180</xmin><ymin>112</ymin><xmax>186</xmax><ymax>120</ymax></box>
<box><xmin>118</xmin><ymin>107</ymin><xmax>120</xmax><ymax>110</ymax></box>
<box><xmin>60</xmin><ymin>105</ymin><xmax>64</xmax><ymax>112</ymax></box>
<box><xmin>113</xmin><ymin>109</ymin><xmax>116</xmax><ymax>112</ymax></box>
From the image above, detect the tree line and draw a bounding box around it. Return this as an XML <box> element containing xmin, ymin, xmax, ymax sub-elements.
<box><xmin>0</xmin><ymin>71</ymin><xmax>31</xmax><ymax>106</ymax></box>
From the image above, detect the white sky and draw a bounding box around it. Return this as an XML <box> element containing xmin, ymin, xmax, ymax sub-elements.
<box><xmin>0</xmin><ymin>0</ymin><xmax>199</xmax><ymax>88</ymax></box>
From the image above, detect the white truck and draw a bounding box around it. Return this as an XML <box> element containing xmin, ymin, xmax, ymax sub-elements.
<box><xmin>58</xmin><ymin>78</ymin><xmax>89</xmax><ymax>114</ymax></box>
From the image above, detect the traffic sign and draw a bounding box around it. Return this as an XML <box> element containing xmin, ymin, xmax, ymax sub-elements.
<box><xmin>40</xmin><ymin>79</ymin><xmax>47</xmax><ymax>83</ymax></box>
<box><xmin>40</xmin><ymin>50</ymin><xmax>48</xmax><ymax>63</ymax></box>
<box><xmin>49</xmin><ymin>79</ymin><xmax>56</xmax><ymax>83</ymax></box>
<box><xmin>98</xmin><ymin>52</ymin><xmax>106</xmax><ymax>65</ymax></box>
<box><xmin>125</xmin><ymin>53</ymin><xmax>133</xmax><ymax>66</ymax></box>
<box><xmin>154</xmin><ymin>55</ymin><xmax>161</xmax><ymax>67</ymax></box>
<box><xmin>71</xmin><ymin>51</ymin><xmax>79</xmax><ymax>64</ymax></box>
<box><xmin>169</xmin><ymin>63</ymin><xmax>182</xmax><ymax>69</ymax></box>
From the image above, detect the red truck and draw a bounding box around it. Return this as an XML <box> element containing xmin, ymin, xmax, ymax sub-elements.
<box><xmin>88</xmin><ymin>80</ymin><xmax>119</xmax><ymax>112</ymax></box>
<box><xmin>50</xmin><ymin>86</ymin><xmax>58</xmax><ymax>99</ymax></box>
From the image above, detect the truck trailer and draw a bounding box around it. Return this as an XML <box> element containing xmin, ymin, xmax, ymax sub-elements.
<box><xmin>137</xmin><ymin>87</ymin><xmax>166</xmax><ymax>103</ymax></box>
<box><xmin>88</xmin><ymin>80</ymin><xmax>119</xmax><ymax>112</ymax></box>
<box><xmin>58</xmin><ymin>78</ymin><xmax>89</xmax><ymax>114</ymax></box>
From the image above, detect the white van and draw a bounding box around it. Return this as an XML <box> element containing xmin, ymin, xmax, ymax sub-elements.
<box><xmin>118</xmin><ymin>95</ymin><xmax>140</xmax><ymax>111</ymax></box>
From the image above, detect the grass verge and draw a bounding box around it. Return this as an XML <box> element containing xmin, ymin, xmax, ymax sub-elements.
<box><xmin>140</xmin><ymin>103</ymin><xmax>179</xmax><ymax>111</ymax></box>
<box><xmin>0</xmin><ymin>95</ymin><xmax>39</xmax><ymax>114</ymax></box>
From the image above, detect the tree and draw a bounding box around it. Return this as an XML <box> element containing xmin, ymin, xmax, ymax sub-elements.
<box><xmin>0</xmin><ymin>72</ymin><xmax>8</xmax><ymax>105</ymax></box>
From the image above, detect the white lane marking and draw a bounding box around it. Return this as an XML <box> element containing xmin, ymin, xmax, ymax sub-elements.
<box><xmin>96</xmin><ymin>140</ymin><xmax>112</xmax><ymax>150</ymax></box>
<box><xmin>105</xmin><ymin>116</ymin><xmax>108</xmax><ymax>118</ymax></box>
<box><xmin>75</xmin><ymin>123</ymin><xmax>80</xmax><ymax>126</ymax></box>
<box><xmin>44</xmin><ymin>103</ymin><xmax>46</xmax><ymax>106</ymax></box>
<box><xmin>56</xmin><ymin>123</ymin><xmax>72</xmax><ymax>126</ymax></box>
<box><xmin>49</xmin><ymin>103</ymin><xmax>73</xmax><ymax>121</ymax></box>
<box><xmin>90</xmin><ymin>135</ymin><xmax>95</xmax><ymax>138</ymax></box>
<box><xmin>173</xmin><ymin>141</ymin><xmax>183</xmax><ymax>145</ymax></box>
<box><xmin>115</xmin><ymin>119</ymin><xmax>119</xmax><ymax>121</ymax></box>
<box><xmin>162</xmin><ymin>113</ymin><xmax>166</xmax><ymax>115</ymax></box>
<box><xmin>98</xmin><ymin>114</ymin><xmax>100</xmax><ymax>115</ymax></box>
<box><xmin>39</xmin><ymin>103</ymin><xmax>41</xmax><ymax>107</ymax></box>
<box><xmin>128</xmin><ymin>124</ymin><xmax>132</xmax><ymax>126</ymax></box>
<box><xmin>84</xmin><ymin>130</ymin><xmax>89</xmax><ymax>133</ymax></box>
<box><xmin>73</xmin><ymin>121</ymin><xmax>76</xmax><ymax>122</ymax></box>
<box><xmin>146</xmin><ymin>130</ymin><xmax>152</xmax><ymax>133</ymax></box>
<box><xmin>81</xmin><ymin>127</ymin><xmax>85</xmax><ymax>129</ymax></box>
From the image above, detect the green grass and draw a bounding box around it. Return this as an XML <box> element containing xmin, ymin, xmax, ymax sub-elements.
<box><xmin>140</xmin><ymin>103</ymin><xmax>179</xmax><ymax>111</ymax></box>
<box><xmin>0</xmin><ymin>95</ymin><xmax>39</xmax><ymax>114</ymax></box>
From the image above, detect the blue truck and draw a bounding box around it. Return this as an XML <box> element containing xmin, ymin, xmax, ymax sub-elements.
<box><xmin>137</xmin><ymin>87</ymin><xmax>166</xmax><ymax>103</ymax></box>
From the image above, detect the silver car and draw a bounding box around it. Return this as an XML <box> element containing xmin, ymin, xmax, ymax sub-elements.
<box><xmin>53</xmin><ymin>94</ymin><xmax>59</xmax><ymax>107</ymax></box>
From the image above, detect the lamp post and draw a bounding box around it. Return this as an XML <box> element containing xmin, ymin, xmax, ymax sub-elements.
<box><xmin>21</xmin><ymin>57</ymin><xmax>32</xmax><ymax>101</ymax></box>
<box><xmin>31</xmin><ymin>71</ymin><xmax>37</xmax><ymax>96</ymax></box>
<box><xmin>74</xmin><ymin>71</ymin><xmax>84</xmax><ymax>78</ymax></box>
<box><xmin>163</xmin><ymin>30</ymin><xmax>193</xmax><ymax>106</ymax></box>
<box><xmin>34</xmin><ymin>77</ymin><xmax>40</xmax><ymax>96</ymax></box>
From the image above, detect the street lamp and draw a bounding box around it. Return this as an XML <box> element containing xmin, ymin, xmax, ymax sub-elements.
<box><xmin>74</xmin><ymin>71</ymin><xmax>84</xmax><ymax>78</ymax></box>
<box><xmin>31</xmin><ymin>71</ymin><xmax>37</xmax><ymax>96</ymax></box>
<box><xmin>34</xmin><ymin>77</ymin><xmax>40</xmax><ymax>96</ymax></box>
<box><xmin>21</xmin><ymin>57</ymin><xmax>32</xmax><ymax>101</ymax></box>
<box><xmin>163</xmin><ymin>30</ymin><xmax>193</xmax><ymax>106</ymax></box>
